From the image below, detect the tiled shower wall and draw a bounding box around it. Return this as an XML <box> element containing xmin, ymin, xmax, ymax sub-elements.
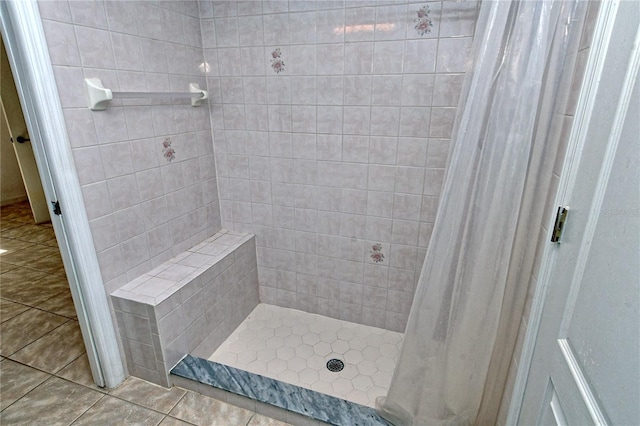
<box><xmin>200</xmin><ymin>0</ymin><xmax>479</xmax><ymax>331</ymax></box>
<box><xmin>37</xmin><ymin>1</ymin><xmax>221</xmax><ymax>294</ymax></box>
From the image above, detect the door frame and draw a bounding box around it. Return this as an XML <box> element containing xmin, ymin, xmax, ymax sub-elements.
<box><xmin>0</xmin><ymin>1</ymin><xmax>125</xmax><ymax>388</ymax></box>
<box><xmin>507</xmin><ymin>0</ymin><xmax>638</xmax><ymax>422</ymax></box>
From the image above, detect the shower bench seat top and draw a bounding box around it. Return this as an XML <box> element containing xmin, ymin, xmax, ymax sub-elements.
<box><xmin>112</xmin><ymin>229</ymin><xmax>254</xmax><ymax>307</ymax></box>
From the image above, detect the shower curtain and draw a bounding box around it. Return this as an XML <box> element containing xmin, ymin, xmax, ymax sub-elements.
<box><xmin>376</xmin><ymin>0</ymin><xmax>588</xmax><ymax>424</ymax></box>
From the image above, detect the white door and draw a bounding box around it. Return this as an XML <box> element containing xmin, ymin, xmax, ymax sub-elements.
<box><xmin>1</xmin><ymin>38</ymin><xmax>50</xmax><ymax>223</ymax></box>
<box><xmin>514</xmin><ymin>2</ymin><xmax>639</xmax><ymax>425</ymax></box>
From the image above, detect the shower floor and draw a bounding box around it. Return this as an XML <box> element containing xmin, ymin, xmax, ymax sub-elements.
<box><xmin>208</xmin><ymin>304</ymin><xmax>403</xmax><ymax>408</ymax></box>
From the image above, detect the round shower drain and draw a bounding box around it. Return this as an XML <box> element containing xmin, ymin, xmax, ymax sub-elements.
<box><xmin>326</xmin><ymin>358</ymin><xmax>344</xmax><ymax>372</ymax></box>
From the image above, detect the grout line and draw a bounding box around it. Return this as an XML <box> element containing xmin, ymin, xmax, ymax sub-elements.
<box><xmin>67</xmin><ymin>393</ymin><xmax>109</xmax><ymax>426</ymax></box>
<box><xmin>0</xmin><ymin>373</ymin><xmax>55</xmax><ymax>414</ymax></box>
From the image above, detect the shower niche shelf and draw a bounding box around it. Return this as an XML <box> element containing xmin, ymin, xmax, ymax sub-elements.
<box><xmin>84</xmin><ymin>78</ymin><xmax>208</xmax><ymax>111</ymax></box>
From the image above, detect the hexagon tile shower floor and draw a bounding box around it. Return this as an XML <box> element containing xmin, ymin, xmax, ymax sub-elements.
<box><xmin>209</xmin><ymin>304</ymin><xmax>404</xmax><ymax>407</ymax></box>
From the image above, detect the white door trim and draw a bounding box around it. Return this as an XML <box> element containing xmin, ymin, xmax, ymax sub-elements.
<box><xmin>0</xmin><ymin>1</ymin><xmax>125</xmax><ymax>388</ymax></box>
<box><xmin>506</xmin><ymin>0</ymin><xmax>637</xmax><ymax>422</ymax></box>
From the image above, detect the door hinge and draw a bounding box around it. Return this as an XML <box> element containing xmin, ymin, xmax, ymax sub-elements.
<box><xmin>52</xmin><ymin>201</ymin><xmax>62</xmax><ymax>216</ymax></box>
<box><xmin>551</xmin><ymin>206</ymin><xmax>568</xmax><ymax>243</ymax></box>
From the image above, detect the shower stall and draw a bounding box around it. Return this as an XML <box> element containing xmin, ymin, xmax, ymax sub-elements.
<box><xmin>179</xmin><ymin>0</ymin><xmax>479</xmax><ymax>414</ymax></box>
<box><xmin>2</xmin><ymin>0</ymin><xmax>603</xmax><ymax>424</ymax></box>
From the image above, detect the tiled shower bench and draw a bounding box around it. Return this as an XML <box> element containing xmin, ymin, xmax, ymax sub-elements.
<box><xmin>111</xmin><ymin>229</ymin><xmax>259</xmax><ymax>387</ymax></box>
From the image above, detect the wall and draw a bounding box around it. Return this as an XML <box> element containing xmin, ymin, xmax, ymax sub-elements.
<box><xmin>201</xmin><ymin>0</ymin><xmax>478</xmax><ymax>331</ymax></box>
<box><xmin>495</xmin><ymin>2</ymin><xmax>600</xmax><ymax>424</ymax></box>
<box><xmin>37</xmin><ymin>0</ymin><xmax>221</xmax><ymax>294</ymax></box>
<box><xmin>1</xmin><ymin>39</ymin><xmax>27</xmax><ymax>206</ymax></box>
<box><xmin>1</xmin><ymin>102</ymin><xmax>27</xmax><ymax>206</ymax></box>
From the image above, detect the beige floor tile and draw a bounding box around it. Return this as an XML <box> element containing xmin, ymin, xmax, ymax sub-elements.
<box><xmin>4</xmin><ymin>225</ymin><xmax>54</xmax><ymax>242</ymax></box>
<box><xmin>14</xmin><ymin>226</ymin><xmax>56</xmax><ymax>244</ymax></box>
<box><xmin>0</xmin><ymin>262</ymin><xmax>19</xmax><ymax>273</ymax></box>
<box><xmin>11</xmin><ymin>320</ymin><xmax>85</xmax><ymax>373</ymax></box>
<box><xmin>0</xmin><ymin>245</ymin><xmax>58</xmax><ymax>266</ymax></box>
<box><xmin>0</xmin><ymin>224</ymin><xmax>38</xmax><ymax>239</ymax></box>
<box><xmin>0</xmin><ymin>376</ymin><xmax>102</xmax><ymax>425</ymax></box>
<box><xmin>55</xmin><ymin>353</ymin><xmax>105</xmax><ymax>392</ymax></box>
<box><xmin>28</xmin><ymin>253</ymin><xmax>65</xmax><ymax>274</ymax></box>
<box><xmin>0</xmin><ymin>308</ymin><xmax>67</xmax><ymax>356</ymax></box>
<box><xmin>169</xmin><ymin>390</ymin><xmax>254</xmax><ymax>426</ymax></box>
<box><xmin>0</xmin><ymin>298</ymin><xmax>30</xmax><ymax>323</ymax></box>
<box><xmin>248</xmin><ymin>413</ymin><xmax>293</xmax><ymax>426</ymax></box>
<box><xmin>0</xmin><ymin>358</ymin><xmax>50</xmax><ymax>411</ymax></box>
<box><xmin>72</xmin><ymin>395</ymin><xmax>165</xmax><ymax>425</ymax></box>
<box><xmin>0</xmin><ymin>269</ymin><xmax>68</xmax><ymax>305</ymax></box>
<box><xmin>0</xmin><ymin>266</ymin><xmax>48</xmax><ymax>290</ymax></box>
<box><xmin>0</xmin><ymin>219</ymin><xmax>25</xmax><ymax>230</ymax></box>
<box><xmin>36</xmin><ymin>290</ymin><xmax>77</xmax><ymax>318</ymax></box>
<box><xmin>0</xmin><ymin>238</ymin><xmax>34</xmax><ymax>253</ymax></box>
<box><xmin>109</xmin><ymin>376</ymin><xmax>186</xmax><ymax>414</ymax></box>
<box><xmin>160</xmin><ymin>416</ymin><xmax>197</xmax><ymax>425</ymax></box>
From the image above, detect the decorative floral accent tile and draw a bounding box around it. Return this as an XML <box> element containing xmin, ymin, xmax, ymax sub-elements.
<box><xmin>370</xmin><ymin>243</ymin><xmax>385</xmax><ymax>263</ymax></box>
<box><xmin>414</xmin><ymin>5</ymin><xmax>433</xmax><ymax>36</ymax></box>
<box><xmin>162</xmin><ymin>137</ymin><xmax>175</xmax><ymax>162</ymax></box>
<box><xmin>270</xmin><ymin>48</ymin><xmax>285</xmax><ymax>74</ymax></box>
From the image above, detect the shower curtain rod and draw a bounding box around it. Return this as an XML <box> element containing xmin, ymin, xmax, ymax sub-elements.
<box><xmin>84</xmin><ymin>78</ymin><xmax>208</xmax><ymax>111</ymax></box>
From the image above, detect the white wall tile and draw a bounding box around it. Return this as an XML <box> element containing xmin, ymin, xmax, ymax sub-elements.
<box><xmin>317</xmin><ymin>44</ymin><xmax>345</xmax><ymax>75</ymax></box>
<box><xmin>344</xmin><ymin>75</ymin><xmax>372</xmax><ymax>105</ymax></box>
<box><xmin>343</xmin><ymin>106</ymin><xmax>371</xmax><ymax>135</ymax></box>
<box><xmin>373</xmin><ymin>40</ymin><xmax>404</xmax><ymax>74</ymax></box>
<box><xmin>243</xmin><ymin>77</ymin><xmax>268</xmax><ymax>104</ymax></box>
<box><xmin>53</xmin><ymin>66</ymin><xmax>87</xmax><ymax>108</ymax></box>
<box><xmin>344</xmin><ymin>42</ymin><xmax>374</xmax><ymax>74</ymax></box>
<box><xmin>292</xmin><ymin>106</ymin><xmax>317</xmax><ymax>133</ymax></box>
<box><xmin>345</xmin><ymin>7</ymin><xmax>375</xmax><ymax>42</ymax></box>
<box><xmin>291</xmin><ymin>77</ymin><xmax>317</xmax><ymax>105</ymax></box>
<box><xmin>73</xmin><ymin>146</ymin><xmax>106</xmax><ymax>185</ymax></box>
<box><xmin>399</xmin><ymin>106</ymin><xmax>430</xmax><ymax>137</ymax></box>
<box><xmin>317</xmin><ymin>76</ymin><xmax>344</xmax><ymax>105</ymax></box>
<box><xmin>342</xmin><ymin>135</ymin><xmax>369</xmax><ymax>163</ymax></box>
<box><xmin>100</xmin><ymin>142</ymin><xmax>134</xmax><ymax>179</ymax></box>
<box><xmin>263</xmin><ymin>14</ymin><xmax>290</xmax><ymax>45</ymax></box>
<box><xmin>112</xmin><ymin>33</ymin><xmax>144</xmax><ymax>72</ymax></box>
<box><xmin>217</xmin><ymin>48</ymin><xmax>243</xmax><ymax>76</ymax></box>
<box><xmin>75</xmin><ymin>26</ymin><xmax>116</xmax><ymax>69</ymax></box>
<box><xmin>239</xmin><ymin>16</ymin><xmax>264</xmax><ymax>46</ymax></box>
<box><xmin>317</xmin><ymin>9</ymin><xmax>345</xmax><ymax>43</ymax></box>
<box><xmin>402</xmin><ymin>74</ymin><xmax>434</xmax><ymax>106</ymax></box>
<box><xmin>289</xmin><ymin>12</ymin><xmax>317</xmax><ymax>44</ymax></box>
<box><xmin>374</xmin><ymin>4</ymin><xmax>408</xmax><ymax>41</ymax></box>
<box><xmin>38</xmin><ymin>1</ymin><xmax>71</xmax><ymax>23</ymax></box>
<box><xmin>371</xmin><ymin>75</ymin><xmax>403</xmax><ymax>106</ymax></box>
<box><xmin>396</xmin><ymin>137</ymin><xmax>427</xmax><ymax>167</ymax></box>
<box><xmin>436</xmin><ymin>37</ymin><xmax>473</xmax><ymax>73</ymax></box>
<box><xmin>370</xmin><ymin>107</ymin><xmax>400</xmax><ymax>136</ymax></box>
<box><xmin>241</xmin><ymin>47</ymin><xmax>267</xmax><ymax>76</ymax></box>
<box><xmin>215</xmin><ymin>17</ymin><xmax>240</xmax><ymax>47</ymax></box>
<box><xmin>403</xmin><ymin>39</ymin><xmax>437</xmax><ymax>73</ymax></box>
<box><xmin>42</xmin><ymin>20</ymin><xmax>82</xmax><ymax>66</ymax></box>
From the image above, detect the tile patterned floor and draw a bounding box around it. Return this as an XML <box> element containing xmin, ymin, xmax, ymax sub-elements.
<box><xmin>1</xmin><ymin>201</ymin><xmax>289</xmax><ymax>425</ymax></box>
<box><xmin>210</xmin><ymin>304</ymin><xmax>404</xmax><ymax>408</ymax></box>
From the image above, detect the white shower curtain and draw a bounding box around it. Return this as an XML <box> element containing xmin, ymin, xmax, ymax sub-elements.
<box><xmin>376</xmin><ymin>1</ymin><xmax>588</xmax><ymax>424</ymax></box>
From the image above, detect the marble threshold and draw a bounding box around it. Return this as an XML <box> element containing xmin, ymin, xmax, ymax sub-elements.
<box><xmin>171</xmin><ymin>355</ymin><xmax>390</xmax><ymax>426</ymax></box>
